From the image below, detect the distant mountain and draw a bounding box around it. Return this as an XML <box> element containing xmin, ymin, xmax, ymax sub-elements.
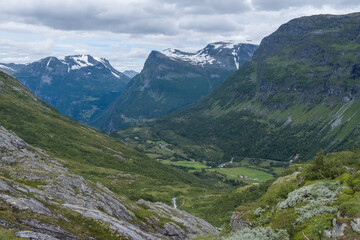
<box><xmin>123</xmin><ymin>70</ymin><xmax>139</xmax><ymax>78</ymax></box>
<box><xmin>4</xmin><ymin>55</ymin><xmax>130</xmax><ymax>123</ymax></box>
<box><xmin>91</xmin><ymin>41</ymin><xmax>258</xmax><ymax>131</ymax></box>
<box><xmin>0</xmin><ymin>63</ymin><xmax>25</xmax><ymax>75</ymax></box>
<box><xmin>118</xmin><ymin>12</ymin><xmax>360</xmax><ymax>165</ymax></box>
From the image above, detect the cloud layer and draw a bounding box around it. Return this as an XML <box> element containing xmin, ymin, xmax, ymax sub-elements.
<box><xmin>0</xmin><ymin>0</ymin><xmax>360</xmax><ymax>71</ymax></box>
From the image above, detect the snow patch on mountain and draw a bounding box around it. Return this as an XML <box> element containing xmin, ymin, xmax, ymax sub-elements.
<box><xmin>57</xmin><ymin>55</ymin><xmax>96</xmax><ymax>71</ymax></box>
<box><xmin>160</xmin><ymin>41</ymin><xmax>255</xmax><ymax>68</ymax></box>
<box><xmin>46</xmin><ymin>58</ymin><xmax>52</xmax><ymax>67</ymax></box>
<box><xmin>210</xmin><ymin>41</ymin><xmax>240</xmax><ymax>50</ymax></box>
<box><xmin>162</xmin><ymin>48</ymin><xmax>217</xmax><ymax>67</ymax></box>
<box><xmin>69</xmin><ymin>55</ymin><xmax>94</xmax><ymax>70</ymax></box>
<box><xmin>93</xmin><ymin>56</ymin><xmax>107</xmax><ymax>65</ymax></box>
<box><xmin>232</xmin><ymin>50</ymin><xmax>239</xmax><ymax>69</ymax></box>
<box><xmin>0</xmin><ymin>64</ymin><xmax>15</xmax><ymax>72</ymax></box>
<box><xmin>111</xmin><ymin>72</ymin><xmax>121</xmax><ymax>79</ymax></box>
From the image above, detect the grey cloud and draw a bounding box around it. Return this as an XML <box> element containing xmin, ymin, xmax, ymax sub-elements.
<box><xmin>1</xmin><ymin>0</ymin><xmax>360</xmax><ymax>72</ymax></box>
<box><xmin>252</xmin><ymin>0</ymin><xmax>360</xmax><ymax>11</ymax></box>
<box><xmin>164</xmin><ymin>0</ymin><xmax>250</xmax><ymax>14</ymax></box>
<box><xmin>179</xmin><ymin>15</ymin><xmax>242</xmax><ymax>33</ymax></box>
<box><xmin>0</xmin><ymin>0</ymin><xmax>248</xmax><ymax>35</ymax></box>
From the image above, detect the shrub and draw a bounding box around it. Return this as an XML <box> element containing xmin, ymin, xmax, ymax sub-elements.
<box><xmin>295</xmin><ymin>201</ymin><xmax>337</xmax><ymax>223</ymax></box>
<box><xmin>276</xmin><ymin>181</ymin><xmax>342</xmax><ymax>223</ymax></box>
<box><xmin>276</xmin><ymin>181</ymin><xmax>342</xmax><ymax>210</ymax></box>
<box><xmin>254</xmin><ymin>207</ymin><xmax>266</xmax><ymax>217</ymax></box>
<box><xmin>223</xmin><ymin>227</ymin><xmax>289</xmax><ymax>240</ymax></box>
<box><xmin>303</xmin><ymin>150</ymin><xmax>346</xmax><ymax>180</ymax></box>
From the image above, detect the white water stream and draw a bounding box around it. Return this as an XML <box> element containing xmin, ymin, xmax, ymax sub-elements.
<box><xmin>172</xmin><ymin>197</ymin><xmax>177</xmax><ymax>209</ymax></box>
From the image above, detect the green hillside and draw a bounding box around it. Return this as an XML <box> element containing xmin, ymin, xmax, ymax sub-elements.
<box><xmin>0</xmin><ymin>71</ymin><xmax>251</xmax><ymax>227</ymax></box>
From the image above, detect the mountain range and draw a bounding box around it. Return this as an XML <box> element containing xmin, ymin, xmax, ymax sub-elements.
<box><xmin>118</xmin><ymin>12</ymin><xmax>360</xmax><ymax>166</ymax></box>
<box><xmin>1</xmin><ymin>55</ymin><xmax>130</xmax><ymax>124</ymax></box>
<box><xmin>91</xmin><ymin>41</ymin><xmax>258</xmax><ymax>131</ymax></box>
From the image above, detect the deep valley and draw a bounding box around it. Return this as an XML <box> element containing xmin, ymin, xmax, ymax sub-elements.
<box><xmin>1</xmin><ymin>8</ymin><xmax>360</xmax><ymax>240</ymax></box>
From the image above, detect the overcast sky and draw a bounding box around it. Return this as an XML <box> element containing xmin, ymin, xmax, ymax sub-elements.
<box><xmin>1</xmin><ymin>0</ymin><xmax>360</xmax><ymax>72</ymax></box>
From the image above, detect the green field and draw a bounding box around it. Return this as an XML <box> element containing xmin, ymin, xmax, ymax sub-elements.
<box><xmin>159</xmin><ymin>159</ymin><xmax>274</xmax><ymax>183</ymax></box>
<box><xmin>207</xmin><ymin>167</ymin><xmax>274</xmax><ymax>182</ymax></box>
<box><xmin>161</xmin><ymin>160</ymin><xmax>208</xmax><ymax>169</ymax></box>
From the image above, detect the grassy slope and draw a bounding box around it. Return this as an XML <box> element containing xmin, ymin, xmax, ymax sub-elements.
<box><xmin>227</xmin><ymin>150</ymin><xmax>360</xmax><ymax>240</ymax></box>
<box><xmin>0</xmin><ymin>71</ymin><xmax>246</xmax><ymax>226</ymax></box>
<box><xmin>208</xmin><ymin>167</ymin><xmax>273</xmax><ymax>183</ymax></box>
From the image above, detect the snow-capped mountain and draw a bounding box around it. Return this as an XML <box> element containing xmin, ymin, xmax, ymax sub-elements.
<box><xmin>91</xmin><ymin>42</ymin><xmax>258</xmax><ymax>131</ymax></box>
<box><xmin>39</xmin><ymin>55</ymin><xmax>127</xmax><ymax>78</ymax></box>
<box><xmin>4</xmin><ymin>55</ymin><xmax>130</xmax><ymax>123</ymax></box>
<box><xmin>161</xmin><ymin>41</ymin><xmax>256</xmax><ymax>70</ymax></box>
<box><xmin>161</xmin><ymin>48</ymin><xmax>217</xmax><ymax>67</ymax></box>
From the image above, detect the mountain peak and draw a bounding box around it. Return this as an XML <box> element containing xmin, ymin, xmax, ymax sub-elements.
<box><xmin>207</xmin><ymin>40</ymin><xmax>241</xmax><ymax>49</ymax></box>
<box><xmin>159</xmin><ymin>42</ymin><xmax>258</xmax><ymax>69</ymax></box>
<box><xmin>54</xmin><ymin>54</ymin><xmax>109</xmax><ymax>71</ymax></box>
<box><xmin>32</xmin><ymin>55</ymin><xmax>128</xmax><ymax>80</ymax></box>
<box><xmin>161</xmin><ymin>47</ymin><xmax>217</xmax><ymax>67</ymax></box>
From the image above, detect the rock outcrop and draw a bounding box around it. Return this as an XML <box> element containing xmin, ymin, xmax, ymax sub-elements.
<box><xmin>230</xmin><ymin>212</ymin><xmax>252</xmax><ymax>232</ymax></box>
<box><xmin>350</xmin><ymin>218</ymin><xmax>360</xmax><ymax>233</ymax></box>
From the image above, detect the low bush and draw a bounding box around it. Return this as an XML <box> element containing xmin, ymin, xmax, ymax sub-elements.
<box><xmin>276</xmin><ymin>181</ymin><xmax>342</xmax><ymax>210</ymax></box>
<box><xmin>223</xmin><ymin>227</ymin><xmax>289</xmax><ymax>240</ymax></box>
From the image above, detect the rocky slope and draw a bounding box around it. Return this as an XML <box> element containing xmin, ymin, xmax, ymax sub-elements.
<box><xmin>117</xmin><ymin>12</ymin><xmax>360</xmax><ymax>165</ymax></box>
<box><xmin>91</xmin><ymin>42</ymin><xmax>258</xmax><ymax>131</ymax></box>
<box><xmin>2</xmin><ymin>55</ymin><xmax>130</xmax><ymax>124</ymax></box>
<box><xmin>0</xmin><ymin>125</ymin><xmax>216</xmax><ymax>239</ymax></box>
<box><xmin>0</xmin><ymin>67</ymin><xmax>242</xmax><ymax>237</ymax></box>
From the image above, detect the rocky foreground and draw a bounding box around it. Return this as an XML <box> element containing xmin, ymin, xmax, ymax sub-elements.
<box><xmin>0</xmin><ymin>125</ymin><xmax>216</xmax><ymax>239</ymax></box>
